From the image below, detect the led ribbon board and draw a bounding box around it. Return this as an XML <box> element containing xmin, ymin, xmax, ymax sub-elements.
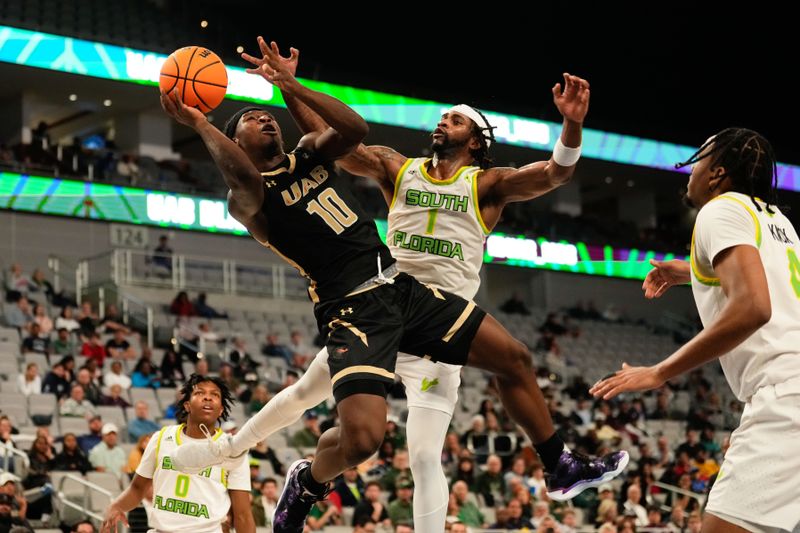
<box><xmin>1</xmin><ymin>24</ymin><xmax>799</xmax><ymax>192</ymax></box>
<box><xmin>1</xmin><ymin>172</ymin><xmax>687</xmax><ymax>280</ymax></box>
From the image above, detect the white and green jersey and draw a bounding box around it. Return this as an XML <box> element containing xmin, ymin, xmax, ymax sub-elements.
<box><xmin>387</xmin><ymin>158</ymin><xmax>490</xmax><ymax>300</ymax></box>
<box><xmin>136</xmin><ymin>424</ymin><xmax>250</xmax><ymax>533</ymax></box>
<box><xmin>690</xmin><ymin>191</ymin><xmax>800</xmax><ymax>401</ymax></box>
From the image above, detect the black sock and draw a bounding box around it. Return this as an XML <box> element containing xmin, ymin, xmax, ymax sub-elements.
<box><xmin>299</xmin><ymin>465</ymin><xmax>328</xmax><ymax>496</ymax></box>
<box><xmin>535</xmin><ymin>432</ymin><xmax>566</xmax><ymax>472</ymax></box>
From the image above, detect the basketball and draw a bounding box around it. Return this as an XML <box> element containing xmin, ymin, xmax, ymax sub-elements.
<box><xmin>159</xmin><ymin>46</ymin><xmax>228</xmax><ymax>113</ymax></box>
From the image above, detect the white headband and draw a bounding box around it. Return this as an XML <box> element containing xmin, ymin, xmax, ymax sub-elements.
<box><xmin>448</xmin><ymin>104</ymin><xmax>493</xmax><ymax>147</ymax></box>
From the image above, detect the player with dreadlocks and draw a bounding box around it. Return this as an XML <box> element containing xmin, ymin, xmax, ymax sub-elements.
<box><xmin>592</xmin><ymin>128</ymin><xmax>800</xmax><ymax>532</ymax></box>
<box><xmin>171</xmin><ymin>39</ymin><xmax>627</xmax><ymax>533</ymax></box>
<box><xmin>101</xmin><ymin>374</ymin><xmax>254</xmax><ymax>533</ymax></box>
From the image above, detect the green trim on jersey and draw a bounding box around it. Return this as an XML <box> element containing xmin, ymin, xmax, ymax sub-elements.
<box><xmin>471</xmin><ymin>171</ymin><xmax>491</xmax><ymax>235</ymax></box>
<box><xmin>420</xmin><ymin>159</ymin><xmax>471</xmax><ymax>186</ymax></box>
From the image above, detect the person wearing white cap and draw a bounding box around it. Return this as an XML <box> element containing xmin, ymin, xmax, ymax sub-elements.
<box><xmin>173</xmin><ymin>38</ymin><xmax>627</xmax><ymax>533</ymax></box>
<box><xmin>88</xmin><ymin>422</ymin><xmax>126</xmax><ymax>479</ymax></box>
<box><xmin>101</xmin><ymin>374</ymin><xmax>253</xmax><ymax>533</ymax></box>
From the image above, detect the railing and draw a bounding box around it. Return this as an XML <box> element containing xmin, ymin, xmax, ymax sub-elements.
<box><xmin>0</xmin><ymin>441</ymin><xmax>30</xmax><ymax>475</ymax></box>
<box><xmin>55</xmin><ymin>473</ymin><xmax>111</xmax><ymax>525</ymax></box>
<box><xmin>80</xmin><ymin>249</ymin><xmax>310</xmax><ymax>300</ymax></box>
<box><xmin>651</xmin><ymin>480</ymin><xmax>707</xmax><ymax>509</ymax></box>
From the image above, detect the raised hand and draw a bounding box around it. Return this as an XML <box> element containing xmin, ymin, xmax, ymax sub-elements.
<box><xmin>552</xmin><ymin>73</ymin><xmax>590</xmax><ymax>124</ymax></box>
<box><xmin>589</xmin><ymin>362</ymin><xmax>665</xmax><ymax>400</ymax></box>
<box><xmin>642</xmin><ymin>259</ymin><xmax>691</xmax><ymax>299</ymax></box>
<box><xmin>241</xmin><ymin>36</ymin><xmax>300</xmax><ymax>94</ymax></box>
<box><xmin>159</xmin><ymin>89</ymin><xmax>207</xmax><ymax>129</ymax></box>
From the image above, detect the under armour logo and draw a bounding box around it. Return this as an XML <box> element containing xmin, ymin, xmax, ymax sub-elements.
<box><xmin>264</xmin><ymin>180</ymin><xmax>277</xmax><ymax>188</ymax></box>
<box><xmin>340</xmin><ymin>307</ymin><xmax>353</xmax><ymax>315</ymax></box>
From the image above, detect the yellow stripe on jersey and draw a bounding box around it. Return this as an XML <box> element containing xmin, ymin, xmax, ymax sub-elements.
<box><xmin>260</xmin><ymin>153</ymin><xmax>297</xmax><ymax>176</ymax></box>
<box><xmin>690</xmin><ymin>227</ymin><xmax>721</xmax><ymax>286</ymax></box>
<box><xmin>713</xmin><ymin>194</ymin><xmax>763</xmax><ymax>247</ymax></box>
<box><xmin>175</xmin><ymin>423</ymin><xmax>185</xmax><ymax>445</ymax></box>
<box><xmin>471</xmin><ymin>171</ymin><xmax>491</xmax><ymax>235</ymax></box>
<box><xmin>154</xmin><ymin>426</ymin><xmax>168</xmax><ymax>469</ymax></box>
<box><xmin>390</xmin><ymin>158</ymin><xmax>413</xmax><ymax>210</ymax></box>
<box><xmin>420</xmin><ymin>159</ymin><xmax>472</xmax><ymax>186</ymax></box>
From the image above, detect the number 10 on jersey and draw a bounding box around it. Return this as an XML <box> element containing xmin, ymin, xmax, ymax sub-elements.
<box><xmin>306</xmin><ymin>188</ymin><xmax>359</xmax><ymax>234</ymax></box>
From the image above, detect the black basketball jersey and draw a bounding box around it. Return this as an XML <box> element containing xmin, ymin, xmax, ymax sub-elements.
<box><xmin>255</xmin><ymin>147</ymin><xmax>395</xmax><ymax>303</ymax></box>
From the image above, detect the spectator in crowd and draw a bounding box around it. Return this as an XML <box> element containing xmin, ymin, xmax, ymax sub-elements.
<box><xmin>31</xmin><ymin>304</ymin><xmax>53</xmax><ymax>335</ymax></box>
<box><xmin>169</xmin><ymin>291</ymin><xmax>194</xmax><ymax>316</ymax></box>
<box><xmin>125</xmin><ymin>433</ymin><xmax>151</xmax><ymax>476</ymax></box>
<box><xmin>59</xmin><ymin>385</ymin><xmax>96</xmax><ymax>418</ymax></box>
<box><xmin>561</xmin><ymin>509</ymin><xmax>579</xmax><ymax>533</ymax></box>
<box><xmin>5</xmin><ymin>296</ymin><xmax>33</xmax><ymax>331</ymax></box>
<box><xmin>99</xmin><ymin>304</ymin><xmax>131</xmax><ymax>335</ymax></box>
<box><xmin>116</xmin><ymin>153</ymin><xmax>140</xmax><ymax>183</ymax></box>
<box><xmin>387</xmin><ymin>477</ymin><xmax>414</xmax><ymax>527</ymax></box>
<box><xmin>52</xmin><ymin>432</ymin><xmax>91</xmax><ymax>474</ymax></box>
<box><xmin>77</xmin><ymin>301</ymin><xmax>99</xmax><ymax>337</ymax></box>
<box><xmin>380</xmin><ymin>450</ymin><xmax>411</xmax><ymax>493</ymax></box>
<box><xmin>499</xmin><ymin>291</ymin><xmax>530</xmax><ymax>315</ymax></box>
<box><xmin>51</xmin><ymin>327</ymin><xmax>77</xmax><ymax>357</ymax></box>
<box><xmin>194</xmin><ymin>292</ymin><xmax>226</xmax><ymax>318</ymax></box>
<box><xmin>646</xmin><ymin>504</ymin><xmax>665</xmax><ymax>527</ymax></box>
<box><xmin>104</xmin><ymin>360</ymin><xmax>132</xmax><ymax>391</ymax></box>
<box><xmin>88</xmin><ymin>423</ymin><xmax>126</xmax><ymax>478</ymax></box>
<box><xmin>76</xmin><ymin>416</ymin><xmax>104</xmax><ymax>454</ymax></box>
<box><xmin>251</xmin><ymin>477</ymin><xmax>279</xmax><ymax>528</ymax></box>
<box><xmin>128</xmin><ymin>401</ymin><xmax>160</xmax><ymax>443</ymax></box>
<box><xmin>622</xmin><ymin>484</ymin><xmax>648</xmax><ymax>526</ymax></box>
<box><xmin>228</xmin><ymin>337</ymin><xmax>260</xmax><ymax>380</ymax></box>
<box><xmin>288</xmin><ymin>330</ymin><xmax>313</xmax><ymax>367</ymax></box>
<box><xmin>70</xmin><ymin>520</ymin><xmax>96</xmax><ymax>533</ymax></box>
<box><xmin>247</xmin><ymin>385</ymin><xmax>270</xmax><ymax>416</ymax></box>
<box><xmin>21</xmin><ymin>322</ymin><xmax>49</xmax><ymax>356</ymax></box>
<box><xmin>158</xmin><ymin>350</ymin><xmax>185</xmax><ymax>388</ymax></box>
<box><xmin>4</xmin><ymin>263</ymin><xmax>31</xmax><ymax>300</ymax></box>
<box><xmin>80</xmin><ymin>332</ymin><xmax>107</xmax><ymax>367</ymax></box>
<box><xmin>306</xmin><ymin>496</ymin><xmax>343</xmax><ymax>530</ymax></box>
<box><xmin>291</xmin><ymin>412</ymin><xmax>321</xmax><ymax>448</ymax></box>
<box><xmin>41</xmin><ymin>362</ymin><xmax>70</xmax><ymax>399</ymax></box>
<box><xmin>105</xmin><ymin>329</ymin><xmax>135</xmax><ymax>360</ymax></box>
<box><xmin>101</xmin><ymin>384</ymin><xmax>131</xmax><ymax>408</ymax></box>
<box><xmin>352</xmin><ymin>481</ymin><xmax>390</xmax><ymax>528</ymax></box>
<box><xmin>194</xmin><ymin>358</ymin><xmax>210</xmax><ymax>377</ymax></box>
<box><xmin>131</xmin><ymin>359</ymin><xmax>160</xmax><ymax>388</ymax></box>
<box><xmin>152</xmin><ymin>235</ymin><xmax>173</xmax><ymax>274</ymax></box>
<box><xmin>29</xmin><ymin>268</ymin><xmax>73</xmax><ymax>308</ymax></box>
<box><xmin>474</xmin><ymin>454</ymin><xmax>504</xmax><ymax>507</ymax></box>
<box><xmin>261</xmin><ymin>333</ymin><xmax>294</xmax><ymax>367</ymax></box>
<box><xmin>16</xmin><ymin>363</ymin><xmax>41</xmax><ymax>397</ymax></box>
<box><xmin>452</xmin><ymin>480</ymin><xmax>485</xmax><ymax>528</ymax></box>
<box><xmin>75</xmin><ymin>368</ymin><xmax>102</xmax><ymax>405</ymax></box>
<box><xmin>449</xmin><ymin>522</ymin><xmax>469</xmax><ymax>533</ymax></box>
<box><xmin>54</xmin><ymin>305</ymin><xmax>80</xmax><ymax>333</ymax></box>
<box><xmin>0</xmin><ymin>492</ymin><xmax>32</xmax><ymax>532</ymax></box>
<box><xmin>23</xmin><ymin>435</ymin><xmax>53</xmax><ymax>519</ymax></box>
<box><xmin>530</xmin><ymin>500</ymin><xmax>550</xmax><ymax>528</ymax></box>
<box><xmin>333</xmin><ymin>467</ymin><xmax>365</xmax><ymax>508</ymax></box>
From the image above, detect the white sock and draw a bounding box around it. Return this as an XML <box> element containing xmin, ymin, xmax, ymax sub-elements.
<box><xmin>406</xmin><ymin>406</ymin><xmax>451</xmax><ymax>531</ymax></box>
<box><xmin>230</xmin><ymin>348</ymin><xmax>332</xmax><ymax>456</ymax></box>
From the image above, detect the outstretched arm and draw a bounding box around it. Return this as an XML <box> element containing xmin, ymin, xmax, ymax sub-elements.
<box><xmin>101</xmin><ymin>474</ymin><xmax>151</xmax><ymax>532</ymax></box>
<box><xmin>242</xmin><ymin>38</ymin><xmax>326</xmax><ymax>135</ymax></box>
<box><xmin>159</xmin><ymin>91</ymin><xmax>263</xmax><ymax>220</ymax></box>
<box><xmin>242</xmin><ymin>39</ymin><xmax>406</xmax><ymax>195</ymax></box>
<box><xmin>245</xmin><ymin>36</ymin><xmax>368</xmax><ymax>160</ymax></box>
<box><xmin>483</xmin><ymin>73</ymin><xmax>589</xmax><ymax>204</ymax></box>
<box><xmin>590</xmin><ymin>245</ymin><xmax>771</xmax><ymax>399</ymax></box>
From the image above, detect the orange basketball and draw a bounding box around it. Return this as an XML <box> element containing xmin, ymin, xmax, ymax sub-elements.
<box><xmin>159</xmin><ymin>46</ymin><xmax>228</xmax><ymax>113</ymax></box>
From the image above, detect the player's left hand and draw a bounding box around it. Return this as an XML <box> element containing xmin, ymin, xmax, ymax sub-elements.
<box><xmin>552</xmin><ymin>73</ymin><xmax>590</xmax><ymax>123</ymax></box>
<box><xmin>589</xmin><ymin>362</ymin><xmax>665</xmax><ymax>399</ymax></box>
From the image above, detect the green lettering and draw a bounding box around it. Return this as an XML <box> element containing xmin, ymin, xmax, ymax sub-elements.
<box><xmin>452</xmin><ymin>243</ymin><xmax>464</xmax><ymax>260</ymax></box>
<box><xmin>453</xmin><ymin>195</ymin><xmax>469</xmax><ymax>212</ymax></box>
<box><xmin>406</xmin><ymin>189</ymin><xmax>419</xmax><ymax>206</ymax></box>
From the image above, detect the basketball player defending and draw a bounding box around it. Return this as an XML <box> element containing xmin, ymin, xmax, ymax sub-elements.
<box><xmin>592</xmin><ymin>129</ymin><xmax>800</xmax><ymax>533</ymax></box>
